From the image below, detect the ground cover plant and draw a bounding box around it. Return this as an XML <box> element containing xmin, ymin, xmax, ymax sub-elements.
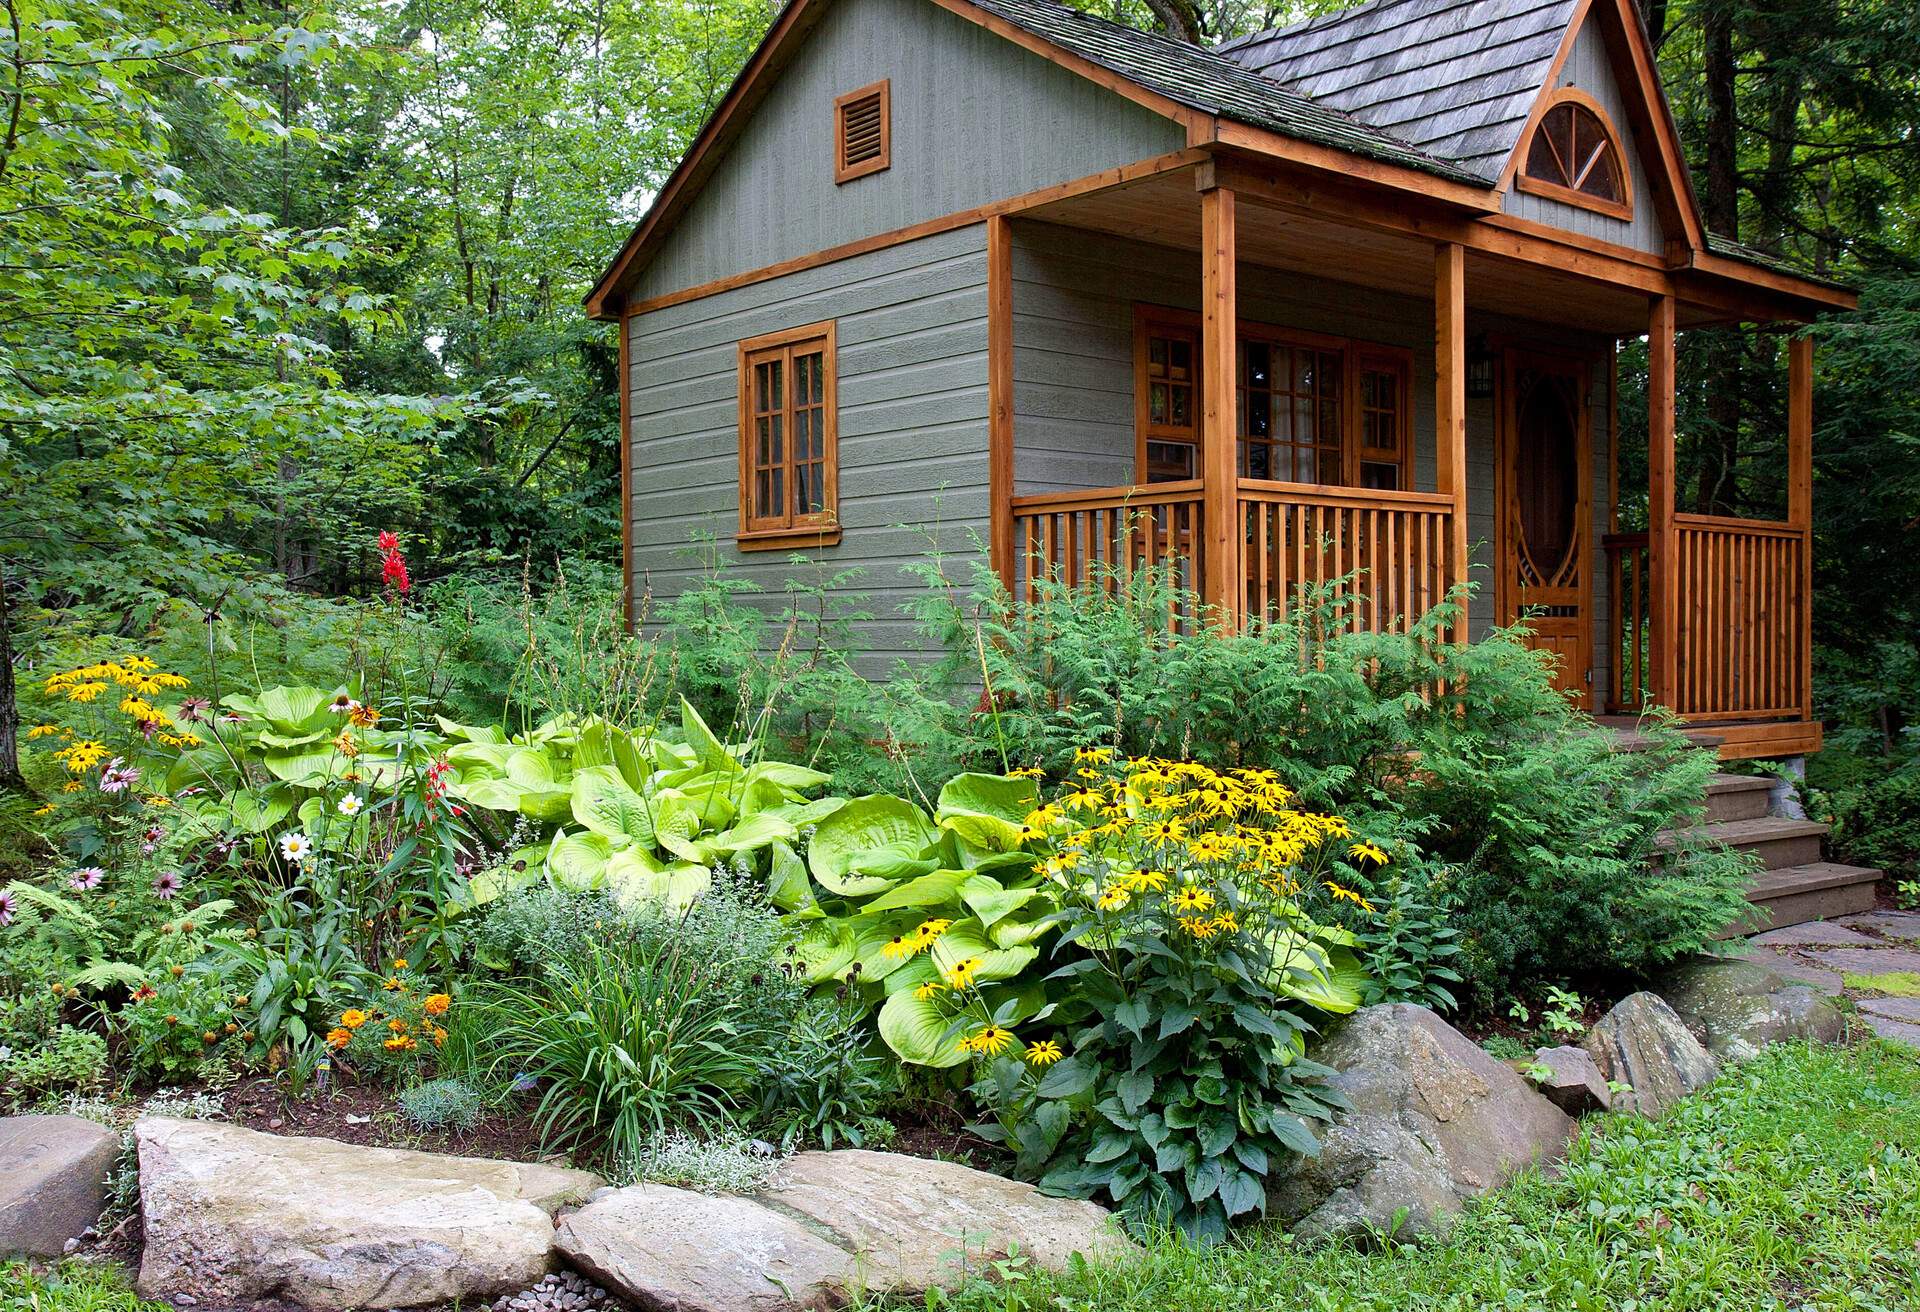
<box><xmin>860</xmin><ymin>1040</ymin><xmax>1920</xmax><ymax>1311</ymax></box>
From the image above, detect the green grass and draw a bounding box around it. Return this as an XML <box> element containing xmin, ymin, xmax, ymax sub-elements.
<box><xmin>895</xmin><ymin>1042</ymin><xmax>1920</xmax><ymax>1312</ymax></box>
<box><xmin>1843</xmin><ymin>970</ymin><xmax>1920</xmax><ymax>997</ymax></box>
<box><xmin>0</xmin><ymin>1262</ymin><xmax>169</xmax><ymax>1312</ymax></box>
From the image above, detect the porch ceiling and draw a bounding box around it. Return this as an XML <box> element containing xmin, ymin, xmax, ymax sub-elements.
<box><xmin>1018</xmin><ymin>168</ymin><xmax>1715</xmax><ymax>336</ymax></box>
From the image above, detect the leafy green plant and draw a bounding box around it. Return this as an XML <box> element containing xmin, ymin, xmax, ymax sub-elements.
<box><xmin>756</xmin><ymin>996</ymin><xmax>899</xmax><ymax>1151</ymax></box>
<box><xmin>398</xmin><ymin>1077</ymin><xmax>485</xmax><ymax>1132</ymax></box>
<box><xmin>3</xmin><ymin>1024</ymin><xmax>107</xmax><ymax>1102</ymax></box>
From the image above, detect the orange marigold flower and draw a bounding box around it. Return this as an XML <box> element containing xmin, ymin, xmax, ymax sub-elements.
<box><xmin>326</xmin><ymin>1027</ymin><xmax>353</xmax><ymax>1049</ymax></box>
<box><xmin>422</xmin><ymin>992</ymin><xmax>451</xmax><ymax>1016</ymax></box>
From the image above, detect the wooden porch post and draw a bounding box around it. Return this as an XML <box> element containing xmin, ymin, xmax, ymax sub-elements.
<box><xmin>1788</xmin><ymin>333</ymin><xmax>1814</xmax><ymax>722</ymax></box>
<box><xmin>1199</xmin><ymin>182</ymin><xmax>1240</xmax><ymax>626</ymax></box>
<box><xmin>1647</xmin><ymin>294</ymin><xmax>1679</xmax><ymax>711</ymax></box>
<box><xmin>987</xmin><ymin>215</ymin><xmax>1015</xmax><ymax>588</ymax></box>
<box><xmin>1433</xmin><ymin>243</ymin><xmax>1468</xmax><ymax>644</ymax></box>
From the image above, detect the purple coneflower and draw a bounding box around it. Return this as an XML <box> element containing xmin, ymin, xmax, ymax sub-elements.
<box><xmin>152</xmin><ymin>870</ymin><xmax>182</xmax><ymax>900</ymax></box>
<box><xmin>0</xmin><ymin>891</ymin><xmax>13</xmax><ymax>926</ymax></box>
<box><xmin>98</xmin><ymin>758</ymin><xmax>140</xmax><ymax>793</ymax></box>
<box><xmin>178</xmin><ymin>696</ymin><xmax>212</xmax><ymax>724</ymax></box>
<box><xmin>69</xmin><ymin>866</ymin><xmax>105</xmax><ymax>892</ymax></box>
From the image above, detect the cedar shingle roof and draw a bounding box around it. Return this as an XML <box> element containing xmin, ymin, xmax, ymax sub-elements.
<box><xmin>1217</xmin><ymin>0</ymin><xmax>1579</xmax><ymax>182</ymax></box>
<box><xmin>965</xmin><ymin>0</ymin><xmax>1489</xmax><ymax>185</ymax></box>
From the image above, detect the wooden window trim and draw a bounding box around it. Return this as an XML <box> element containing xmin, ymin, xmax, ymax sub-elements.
<box><xmin>1516</xmin><ymin>88</ymin><xmax>1635</xmax><ymax>222</ymax></box>
<box><xmin>1131</xmin><ymin>304</ymin><xmax>1414</xmax><ymax>493</ymax></box>
<box><xmin>833</xmin><ymin>79</ymin><xmax>891</xmax><ymax>185</ymax></box>
<box><xmin>736</xmin><ymin>320</ymin><xmax>841</xmax><ymax>552</ymax></box>
<box><xmin>1347</xmin><ymin>345</ymin><xmax>1415</xmax><ymax>490</ymax></box>
<box><xmin>1132</xmin><ymin>304</ymin><xmax>1202</xmax><ymax>480</ymax></box>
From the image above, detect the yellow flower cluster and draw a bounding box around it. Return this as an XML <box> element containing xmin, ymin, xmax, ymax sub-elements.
<box><xmin>37</xmin><ymin>656</ymin><xmax>201</xmax><ymax>773</ymax></box>
<box><xmin>881</xmin><ymin>917</ymin><xmax>952</xmax><ymax>960</ymax></box>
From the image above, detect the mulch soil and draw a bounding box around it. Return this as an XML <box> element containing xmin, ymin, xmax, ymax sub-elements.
<box><xmin>219</xmin><ymin>1076</ymin><xmax>552</xmax><ymax>1163</ymax></box>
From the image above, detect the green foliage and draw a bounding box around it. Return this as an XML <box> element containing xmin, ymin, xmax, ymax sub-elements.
<box><xmin>861</xmin><ymin>1042</ymin><xmax>1920</xmax><ymax>1310</ymax></box>
<box><xmin>0</xmin><ymin>1260</ymin><xmax>174</xmax><ymax>1312</ymax></box>
<box><xmin>397</xmin><ymin>1077</ymin><xmax>485</xmax><ymax>1133</ymax></box>
<box><xmin>470</xmin><ymin>887</ymin><xmax>626</xmax><ymax>972</ymax></box>
<box><xmin>1817</xmin><ymin>755</ymin><xmax>1920</xmax><ymax>881</ymax></box>
<box><xmin>755</xmin><ymin>997</ymin><xmax>899</xmax><ymax>1152</ymax></box>
<box><xmin>2</xmin><ymin>1024</ymin><xmax>108</xmax><ymax>1103</ymax></box>
<box><xmin>462</xmin><ymin>874</ymin><xmax>808</xmax><ymax>1169</ymax></box>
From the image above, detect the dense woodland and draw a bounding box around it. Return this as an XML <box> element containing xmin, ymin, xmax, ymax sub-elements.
<box><xmin>2</xmin><ymin>0</ymin><xmax>1916</xmax><ymax>818</ymax></box>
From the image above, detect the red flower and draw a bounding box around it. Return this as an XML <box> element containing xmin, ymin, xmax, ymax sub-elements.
<box><xmin>377</xmin><ymin>531</ymin><xmax>411</xmax><ymax>596</ymax></box>
<box><xmin>377</xmin><ymin>530</ymin><xmax>399</xmax><ymax>552</ymax></box>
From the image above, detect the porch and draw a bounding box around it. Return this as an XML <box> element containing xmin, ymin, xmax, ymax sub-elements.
<box><xmin>981</xmin><ymin>159</ymin><xmax>1820</xmax><ymax>761</ymax></box>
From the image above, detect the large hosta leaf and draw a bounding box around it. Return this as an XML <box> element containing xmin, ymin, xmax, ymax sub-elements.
<box><xmin>221</xmin><ymin>788</ymin><xmax>293</xmax><ymax>834</ymax></box>
<box><xmin>877</xmin><ymin>988</ymin><xmax>971</xmax><ymax>1067</ymax></box>
<box><xmin>708</xmin><ymin>811</ymin><xmax>796</xmax><ymax>857</ymax></box>
<box><xmin>570</xmin><ymin>766</ymin><xmax>657</xmax><ymax>847</ymax></box>
<box><xmin>861</xmin><ymin>868</ymin><xmax>971</xmax><ymax>914</ymax></box>
<box><xmin>767</xmin><ymin>840</ymin><xmax>814</xmax><ymax>911</ymax></box>
<box><xmin>809</xmin><ymin>795</ymin><xmax>937</xmax><ymax>893</ymax></box>
<box><xmin>604</xmin><ymin>849</ymin><xmax>711</xmax><ymax>914</ymax></box>
<box><xmin>225</xmin><ymin>686</ymin><xmax>336</xmax><ymax>734</ymax></box>
<box><xmin>1270</xmin><ymin>939</ymin><xmax>1369</xmax><ymax>1015</ymax></box>
<box><xmin>930</xmin><ymin>921</ymin><xmax>1037</xmax><ymax>985</ymax></box>
<box><xmin>545</xmin><ymin>830</ymin><xmax>616</xmax><ymax>890</ymax></box>
<box><xmin>679</xmin><ymin>697</ymin><xmax>739</xmax><ymax>774</ymax></box>
<box><xmin>794</xmin><ymin>919</ymin><xmax>858</xmax><ymax>984</ymax></box>
<box><xmin>937</xmin><ymin>773</ymin><xmax>1040</xmax><ymax>858</ymax></box>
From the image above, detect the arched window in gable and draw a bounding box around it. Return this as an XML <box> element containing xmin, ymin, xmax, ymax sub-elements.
<box><xmin>1517</xmin><ymin>90</ymin><xmax>1634</xmax><ymax>220</ymax></box>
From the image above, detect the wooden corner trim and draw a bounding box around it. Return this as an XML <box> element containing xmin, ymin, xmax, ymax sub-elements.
<box><xmin>833</xmin><ymin>78</ymin><xmax>891</xmax><ymax>185</ymax></box>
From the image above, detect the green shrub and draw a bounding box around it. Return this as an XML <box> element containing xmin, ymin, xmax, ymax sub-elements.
<box><xmin>3</xmin><ymin>1024</ymin><xmax>107</xmax><ymax>1101</ymax></box>
<box><xmin>471</xmin><ymin>887</ymin><xmax>626</xmax><ymax>972</ymax></box>
<box><xmin>1820</xmin><ymin>755</ymin><xmax>1920</xmax><ymax>881</ymax></box>
<box><xmin>398</xmin><ymin>1077</ymin><xmax>485</xmax><ymax>1132</ymax></box>
<box><xmin>464</xmin><ymin>873</ymin><xmax>807</xmax><ymax>1167</ymax></box>
<box><xmin>755</xmin><ymin>996</ymin><xmax>898</xmax><ymax>1151</ymax></box>
<box><xmin>620</xmin><ymin>1129</ymin><xmax>787</xmax><ymax>1193</ymax></box>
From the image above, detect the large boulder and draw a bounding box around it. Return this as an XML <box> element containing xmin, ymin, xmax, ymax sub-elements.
<box><xmin>1658</xmin><ymin>957</ymin><xmax>1846</xmax><ymax>1062</ymax></box>
<box><xmin>135</xmin><ymin>1117</ymin><xmax>602</xmax><ymax>1309</ymax></box>
<box><xmin>1582</xmin><ymin>992</ymin><xmax>1720</xmax><ymax>1116</ymax></box>
<box><xmin>554</xmin><ymin>1151</ymin><xmax>1127</xmax><ymax>1311</ymax></box>
<box><xmin>1266</xmin><ymin>1004</ymin><xmax>1575</xmax><ymax>1241</ymax></box>
<box><xmin>0</xmin><ymin>1114</ymin><xmax>118</xmax><ymax>1256</ymax></box>
<box><xmin>763</xmin><ymin>1149</ymin><xmax>1128</xmax><ymax>1288</ymax></box>
<box><xmin>554</xmin><ymin>1185</ymin><xmax>856</xmax><ymax>1312</ymax></box>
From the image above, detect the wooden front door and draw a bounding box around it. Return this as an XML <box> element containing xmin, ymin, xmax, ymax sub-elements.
<box><xmin>1498</xmin><ymin>349</ymin><xmax>1594</xmax><ymax>706</ymax></box>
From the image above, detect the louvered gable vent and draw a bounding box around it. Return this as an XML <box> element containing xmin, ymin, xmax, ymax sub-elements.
<box><xmin>834</xmin><ymin>80</ymin><xmax>890</xmax><ymax>183</ymax></box>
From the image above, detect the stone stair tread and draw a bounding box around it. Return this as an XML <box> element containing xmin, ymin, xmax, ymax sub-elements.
<box><xmin>1744</xmin><ymin>861</ymin><xmax>1883</xmax><ymax>903</ymax></box>
<box><xmin>1658</xmin><ymin>816</ymin><xmax>1829</xmax><ymax>849</ymax></box>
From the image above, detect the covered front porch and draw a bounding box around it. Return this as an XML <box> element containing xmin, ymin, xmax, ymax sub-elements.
<box><xmin>981</xmin><ymin>156</ymin><xmax>1821</xmax><ymax>760</ymax></box>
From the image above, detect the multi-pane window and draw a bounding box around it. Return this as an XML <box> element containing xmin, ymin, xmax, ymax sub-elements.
<box><xmin>1132</xmin><ymin>305</ymin><xmax>1413</xmax><ymax>492</ymax></box>
<box><xmin>1238</xmin><ymin>334</ymin><xmax>1343</xmax><ymax>482</ymax></box>
<box><xmin>1137</xmin><ymin>313</ymin><xmax>1200</xmax><ymax>481</ymax></box>
<box><xmin>1518</xmin><ymin>91</ymin><xmax>1632</xmax><ymax>219</ymax></box>
<box><xmin>737</xmin><ymin>322</ymin><xmax>838</xmax><ymax>548</ymax></box>
<box><xmin>1353</xmin><ymin>351</ymin><xmax>1412</xmax><ymax>490</ymax></box>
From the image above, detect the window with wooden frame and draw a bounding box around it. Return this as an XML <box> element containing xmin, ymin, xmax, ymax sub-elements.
<box><xmin>834</xmin><ymin>80</ymin><xmax>890</xmax><ymax>184</ymax></box>
<box><xmin>1517</xmin><ymin>88</ymin><xmax>1634</xmax><ymax>220</ymax></box>
<box><xmin>1350</xmin><ymin>347</ymin><xmax>1414</xmax><ymax>490</ymax></box>
<box><xmin>1238</xmin><ymin>326</ymin><xmax>1345</xmax><ymax>483</ymax></box>
<box><xmin>1132</xmin><ymin>308</ymin><xmax>1201</xmax><ymax>482</ymax></box>
<box><xmin>736</xmin><ymin>322</ymin><xmax>839</xmax><ymax>551</ymax></box>
<box><xmin>1130</xmin><ymin>305</ymin><xmax>1415</xmax><ymax>492</ymax></box>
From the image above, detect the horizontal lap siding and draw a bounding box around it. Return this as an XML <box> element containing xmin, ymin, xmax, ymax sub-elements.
<box><xmin>628</xmin><ymin>226</ymin><xmax>990</xmax><ymax>673</ymax></box>
<box><xmin>630</xmin><ymin>0</ymin><xmax>1185</xmax><ymax>301</ymax></box>
<box><xmin>1502</xmin><ymin>20</ymin><xmax>1666</xmax><ymax>253</ymax></box>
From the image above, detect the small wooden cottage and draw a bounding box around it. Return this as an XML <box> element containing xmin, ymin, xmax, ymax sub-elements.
<box><xmin>589</xmin><ymin>0</ymin><xmax>1854</xmax><ymax>768</ymax></box>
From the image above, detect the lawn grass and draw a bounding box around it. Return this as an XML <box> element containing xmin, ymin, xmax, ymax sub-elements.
<box><xmin>899</xmin><ymin>1041</ymin><xmax>1920</xmax><ymax>1312</ymax></box>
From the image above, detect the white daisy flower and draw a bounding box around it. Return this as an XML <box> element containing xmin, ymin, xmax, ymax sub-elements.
<box><xmin>337</xmin><ymin>794</ymin><xmax>364</xmax><ymax>817</ymax></box>
<box><xmin>279</xmin><ymin>832</ymin><xmax>314</xmax><ymax>863</ymax></box>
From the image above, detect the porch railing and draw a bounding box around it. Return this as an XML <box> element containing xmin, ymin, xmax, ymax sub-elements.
<box><xmin>1238</xmin><ymin>480</ymin><xmax>1455</xmax><ymax>632</ymax></box>
<box><xmin>1605</xmin><ymin>516</ymin><xmax>1808</xmax><ymax>720</ymax></box>
<box><xmin>1009</xmin><ymin>480</ymin><xmax>1206</xmax><ymax>630</ymax></box>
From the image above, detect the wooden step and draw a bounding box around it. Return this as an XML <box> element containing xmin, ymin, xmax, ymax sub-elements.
<box><xmin>1660</xmin><ymin>816</ymin><xmax>1828</xmax><ymax>870</ymax></box>
<box><xmin>1720</xmin><ymin>861</ymin><xmax>1883</xmax><ymax>938</ymax></box>
<box><xmin>1705</xmin><ymin>772</ymin><xmax>1774</xmax><ymax>823</ymax></box>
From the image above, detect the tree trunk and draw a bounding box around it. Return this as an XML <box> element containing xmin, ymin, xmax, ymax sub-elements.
<box><xmin>1142</xmin><ymin>0</ymin><xmax>1205</xmax><ymax>44</ymax></box>
<box><xmin>1696</xmin><ymin>0</ymin><xmax>1741</xmax><ymax>515</ymax></box>
<box><xmin>0</xmin><ymin>558</ymin><xmax>26</xmax><ymax>793</ymax></box>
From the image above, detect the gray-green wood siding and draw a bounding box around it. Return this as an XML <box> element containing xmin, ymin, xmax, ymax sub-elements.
<box><xmin>1502</xmin><ymin>18</ymin><xmax>1666</xmax><ymax>253</ymax></box>
<box><xmin>629</xmin><ymin>0</ymin><xmax>1185</xmax><ymax>303</ymax></box>
<box><xmin>626</xmin><ymin>225</ymin><xmax>990</xmax><ymax>669</ymax></box>
<box><xmin>1008</xmin><ymin>219</ymin><xmax>1617</xmax><ymax>695</ymax></box>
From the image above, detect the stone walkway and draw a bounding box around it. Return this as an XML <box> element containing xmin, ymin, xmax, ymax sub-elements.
<box><xmin>1748</xmin><ymin>909</ymin><xmax>1920</xmax><ymax>1045</ymax></box>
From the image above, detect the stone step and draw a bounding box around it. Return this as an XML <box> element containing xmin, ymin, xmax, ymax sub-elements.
<box><xmin>1704</xmin><ymin>772</ymin><xmax>1774</xmax><ymax>823</ymax></box>
<box><xmin>1720</xmin><ymin>861</ymin><xmax>1884</xmax><ymax>938</ymax></box>
<box><xmin>1660</xmin><ymin>816</ymin><xmax>1829</xmax><ymax>870</ymax></box>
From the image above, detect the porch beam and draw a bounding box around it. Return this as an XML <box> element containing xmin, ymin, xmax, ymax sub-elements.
<box><xmin>1199</xmin><ymin>183</ymin><xmax>1241</xmax><ymax>626</ymax></box>
<box><xmin>1434</xmin><ymin>242</ymin><xmax>1468</xmax><ymax>643</ymax></box>
<box><xmin>987</xmin><ymin>215</ymin><xmax>1015</xmax><ymax>588</ymax></box>
<box><xmin>1789</xmin><ymin>334</ymin><xmax>1814</xmax><ymax>722</ymax></box>
<box><xmin>1648</xmin><ymin>294</ymin><xmax>1679</xmax><ymax>710</ymax></box>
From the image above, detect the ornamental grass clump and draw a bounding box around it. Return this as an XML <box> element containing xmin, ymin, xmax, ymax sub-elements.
<box><xmin>952</xmin><ymin>751</ymin><xmax>1379</xmax><ymax>1241</ymax></box>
